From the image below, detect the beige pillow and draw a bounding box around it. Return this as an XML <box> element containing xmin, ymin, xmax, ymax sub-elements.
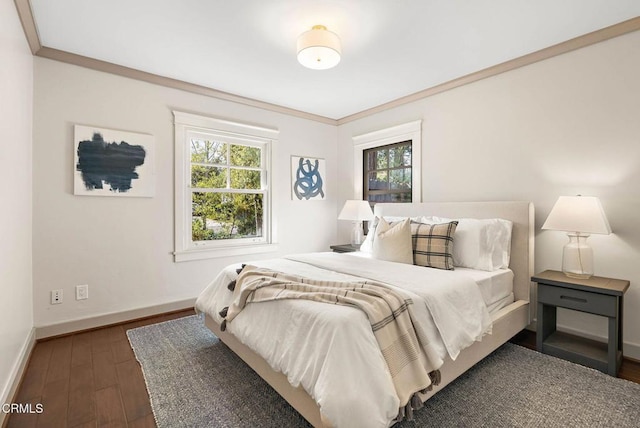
<box><xmin>372</xmin><ymin>217</ymin><xmax>413</xmax><ymax>264</ymax></box>
<box><xmin>360</xmin><ymin>216</ymin><xmax>409</xmax><ymax>253</ymax></box>
<box><xmin>412</xmin><ymin>221</ymin><xmax>458</xmax><ymax>270</ymax></box>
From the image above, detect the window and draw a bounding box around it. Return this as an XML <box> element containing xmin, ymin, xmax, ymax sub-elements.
<box><xmin>363</xmin><ymin>140</ymin><xmax>412</xmax><ymax>203</ymax></box>
<box><xmin>173</xmin><ymin>111</ymin><xmax>278</xmax><ymax>262</ymax></box>
<box><xmin>352</xmin><ymin>120</ymin><xmax>421</xmax><ymax>206</ymax></box>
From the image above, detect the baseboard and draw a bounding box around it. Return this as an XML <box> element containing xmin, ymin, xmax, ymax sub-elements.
<box><xmin>0</xmin><ymin>327</ymin><xmax>36</xmax><ymax>428</ymax></box>
<box><xmin>622</xmin><ymin>342</ymin><xmax>640</xmax><ymax>362</ymax></box>
<box><xmin>35</xmin><ymin>298</ymin><xmax>197</xmax><ymax>339</ymax></box>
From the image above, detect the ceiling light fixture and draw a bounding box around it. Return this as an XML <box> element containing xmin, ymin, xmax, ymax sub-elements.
<box><xmin>297</xmin><ymin>25</ymin><xmax>341</xmax><ymax>70</ymax></box>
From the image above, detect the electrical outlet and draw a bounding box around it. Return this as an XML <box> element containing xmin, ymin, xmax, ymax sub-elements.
<box><xmin>76</xmin><ymin>284</ymin><xmax>89</xmax><ymax>300</ymax></box>
<box><xmin>51</xmin><ymin>289</ymin><xmax>63</xmax><ymax>305</ymax></box>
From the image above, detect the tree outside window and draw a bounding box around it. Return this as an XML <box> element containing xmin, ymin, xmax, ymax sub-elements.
<box><xmin>363</xmin><ymin>140</ymin><xmax>412</xmax><ymax>205</ymax></box>
<box><xmin>190</xmin><ymin>138</ymin><xmax>265</xmax><ymax>242</ymax></box>
<box><xmin>173</xmin><ymin>111</ymin><xmax>276</xmax><ymax>261</ymax></box>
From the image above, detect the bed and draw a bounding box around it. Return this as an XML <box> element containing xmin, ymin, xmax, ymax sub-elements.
<box><xmin>196</xmin><ymin>201</ymin><xmax>534</xmax><ymax>427</ymax></box>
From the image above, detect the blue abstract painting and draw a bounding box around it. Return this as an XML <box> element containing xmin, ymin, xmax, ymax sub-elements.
<box><xmin>74</xmin><ymin>125</ymin><xmax>155</xmax><ymax>197</ymax></box>
<box><xmin>291</xmin><ymin>156</ymin><xmax>325</xmax><ymax>200</ymax></box>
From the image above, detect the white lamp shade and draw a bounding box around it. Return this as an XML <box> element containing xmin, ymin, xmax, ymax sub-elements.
<box><xmin>338</xmin><ymin>200</ymin><xmax>374</xmax><ymax>221</ymax></box>
<box><xmin>297</xmin><ymin>25</ymin><xmax>341</xmax><ymax>70</ymax></box>
<box><xmin>542</xmin><ymin>196</ymin><xmax>611</xmax><ymax>235</ymax></box>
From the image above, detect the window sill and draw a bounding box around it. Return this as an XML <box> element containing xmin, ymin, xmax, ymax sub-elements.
<box><xmin>173</xmin><ymin>243</ymin><xmax>279</xmax><ymax>262</ymax></box>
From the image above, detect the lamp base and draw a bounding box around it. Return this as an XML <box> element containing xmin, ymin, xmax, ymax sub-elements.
<box><xmin>350</xmin><ymin>221</ymin><xmax>364</xmax><ymax>246</ymax></box>
<box><xmin>562</xmin><ymin>233</ymin><xmax>593</xmax><ymax>279</ymax></box>
<box><xmin>564</xmin><ymin>271</ymin><xmax>592</xmax><ymax>280</ymax></box>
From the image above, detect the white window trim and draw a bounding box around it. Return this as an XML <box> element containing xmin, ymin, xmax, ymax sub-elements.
<box><xmin>352</xmin><ymin>120</ymin><xmax>422</xmax><ymax>202</ymax></box>
<box><xmin>173</xmin><ymin>111</ymin><xmax>279</xmax><ymax>262</ymax></box>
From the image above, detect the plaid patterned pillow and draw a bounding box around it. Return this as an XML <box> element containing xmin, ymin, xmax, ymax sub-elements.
<box><xmin>411</xmin><ymin>221</ymin><xmax>458</xmax><ymax>270</ymax></box>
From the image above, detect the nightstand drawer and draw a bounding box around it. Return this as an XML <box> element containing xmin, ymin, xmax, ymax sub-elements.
<box><xmin>538</xmin><ymin>284</ymin><xmax>617</xmax><ymax>317</ymax></box>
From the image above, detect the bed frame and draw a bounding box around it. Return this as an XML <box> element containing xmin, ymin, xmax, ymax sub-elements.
<box><xmin>205</xmin><ymin>201</ymin><xmax>534</xmax><ymax>427</ymax></box>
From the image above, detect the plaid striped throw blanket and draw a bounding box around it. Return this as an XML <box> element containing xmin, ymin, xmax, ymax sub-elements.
<box><xmin>220</xmin><ymin>265</ymin><xmax>440</xmax><ymax>418</ymax></box>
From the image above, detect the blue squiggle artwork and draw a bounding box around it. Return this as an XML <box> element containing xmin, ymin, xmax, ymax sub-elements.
<box><xmin>293</xmin><ymin>157</ymin><xmax>325</xmax><ymax>200</ymax></box>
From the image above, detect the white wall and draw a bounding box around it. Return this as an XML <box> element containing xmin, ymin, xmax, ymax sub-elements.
<box><xmin>27</xmin><ymin>17</ymin><xmax>640</xmax><ymax>359</ymax></box>
<box><xmin>338</xmin><ymin>31</ymin><xmax>640</xmax><ymax>358</ymax></box>
<box><xmin>0</xmin><ymin>0</ymin><xmax>34</xmax><ymax>406</ymax></box>
<box><xmin>33</xmin><ymin>58</ymin><xmax>337</xmax><ymax>330</ymax></box>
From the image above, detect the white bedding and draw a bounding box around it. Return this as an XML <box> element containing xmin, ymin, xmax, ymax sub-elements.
<box><xmin>352</xmin><ymin>251</ymin><xmax>514</xmax><ymax>314</ymax></box>
<box><xmin>195</xmin><ymin>252</ymin><xmax>492</xmax><ymax>428</ymax></box>
<box><xmin>455</xmin><ymin>267</ymin><xmax>514</xmax><ymax>312</ymax></box>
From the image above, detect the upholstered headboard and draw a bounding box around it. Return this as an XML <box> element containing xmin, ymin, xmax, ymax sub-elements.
<box><xmin>373</xmin><ymin>201</ymin><xmax>534</xmax><ymax>309</ymax></box>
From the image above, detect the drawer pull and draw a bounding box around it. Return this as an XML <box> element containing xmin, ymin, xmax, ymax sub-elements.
<box><xmin>560</xmin><ymin>295</ymin><xmax>587</xmax><ymax>303</ymax></box>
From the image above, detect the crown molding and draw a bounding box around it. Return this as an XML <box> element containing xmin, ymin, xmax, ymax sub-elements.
<box><xmin>12</xmin><ymin>1</ymin><xmax>640</xmax><ymax>126</ymax></box>
<box><xmin>13</xmin><ymin>0</ymin><xmax>40</xmax><ymax>54</ymax></box>
<box><xmin>337</xmin><ymin>16</ymin><xmax>640</xmax><ymax>125</ymax></box>
<box><xmin>35</xmin><ymin>47</ymin><xmax>337</xmax><ymax>125</ymax></box>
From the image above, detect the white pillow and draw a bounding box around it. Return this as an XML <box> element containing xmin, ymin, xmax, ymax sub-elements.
<box><xmin>359</xmin><ymin>231</ymin><xmax>374</xmax><ymax>253</ymax></box>
<box><xmin>372</xmin><ymin>217</ymin><xmax>413</xmax><ymax>264</ymax></box>
<box><xmin>429</xmin><ymin>216</ymin><xmax>513</xmax><ymax>271</ymax></box>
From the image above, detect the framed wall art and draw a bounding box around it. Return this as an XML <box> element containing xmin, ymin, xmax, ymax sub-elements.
<box><xmin>74</xmin><ymin>125</ymin><xmax>155</xmax><ymax>197</ymax></box>
<box><xmin>291</xmin><ymin>155</ymin><xmax>326</xmax><ymax>201</ymax></box>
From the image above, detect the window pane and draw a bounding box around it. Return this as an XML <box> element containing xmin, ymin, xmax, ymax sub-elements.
<box><xmin>376</xmin><ymin>149</ymin><xmax>388</xmax><ymax>169</ymax></box>
<box><xmin>401</xmin><ymin>145</ymin><xmax>412</xmax><ymax>166</ymax></box>
<box><xmin>191</xmin><ymin>140</ymin><xmax>227</xmax><ymax>164</ymax></box>
<box><xmin>191</xmin><ymin>165</ymin><xmax>226</xmax><ymax>188</ymax></box>
<box><xmin>390</xmin><ymin>168</ymin><xmax>411</xmax><ymax>189</ymax></box>
<box><xmin>230</xmin><ymin>168</ymin><xmax>261</xmax><ymax>189</ymax></box>
<box><xmin>363</xmin><ymin>140</ymin><xmax>413</xmax><ymax>207</ymax></box>
<box><xmin>367</xmin><ymin>151</ymin><xmax>377</xmax><ymax>171</ymax></box>
<box><xmin>232</xmin><ymin>193</ymin><xmax>264</xmax><ymax>238</ymax></box>
<box><xmin>388</xmin><ymin>144</ymin><xmax>411</xmax><ymax>167</ymax></box>
<box><xmin>370</xmin><ymin>193</ymin><xmax>394</xmax><ymax>203</ymax></box>
<box><xmin>192</xmin><ymin>192</ymin><xmax>263</xmax><ymax>241</ymax></box>
<box><xmin>389</xmin><ymin>192</ymin><xmax>412</xmax><ymax>202</ymax></box>
<box><xmin>368</xmin><ymin>171</ymin><xmax>388</xmax><ymax>190</ymax></box>
<box><xmin>230</xmin><ymin>145</ymin><xmax>261</xmax><ymax>167</ymax></box>
<box><xmin>389</xmin><ymin>146</ymin><xmax>404</xmax><ymax>168</ymax></box>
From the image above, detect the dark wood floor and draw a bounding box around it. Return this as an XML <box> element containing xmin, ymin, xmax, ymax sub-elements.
<box><xmin>5</xmin><ymin>309</ymin><xmax>196</xmax><ymax>428</ymax></box>
<box><xmin>5</xmin><ymin>312</ymin><xmax>640</xmax><ymax>427</ymax></box>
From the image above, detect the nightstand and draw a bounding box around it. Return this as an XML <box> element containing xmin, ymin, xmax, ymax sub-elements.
<box><xmin>330</xmin><ymin>244</ymin><xmax>360</xmax><ymax>253</ymax></box>
<box><xmin>532</xmin><ymin>270</ymin><xmax>629</xmax><ymax>376</ymax></box>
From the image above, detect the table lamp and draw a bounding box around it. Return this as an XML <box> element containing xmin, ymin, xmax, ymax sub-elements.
<box><xmin>542</xmin><ymin>195</ymin><xmax>611</xmax><ymax>279</ymax></box>
<box><xmin>338</xmin><ymin>200</ymin><xmax>374</xmax><ymax>246</ymax></box>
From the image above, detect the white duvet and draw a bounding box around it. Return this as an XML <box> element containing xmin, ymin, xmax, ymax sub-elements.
<box><xmin>195</xmin><ymin>252</ymin><xmax>492</xmax><ymax>428</ymax></box>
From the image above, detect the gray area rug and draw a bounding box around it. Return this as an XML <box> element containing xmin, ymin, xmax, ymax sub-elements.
<box><xmin>127</xmin><ymin>315</ymin><xmax>640</xmax><ymax>427</ymax></box>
